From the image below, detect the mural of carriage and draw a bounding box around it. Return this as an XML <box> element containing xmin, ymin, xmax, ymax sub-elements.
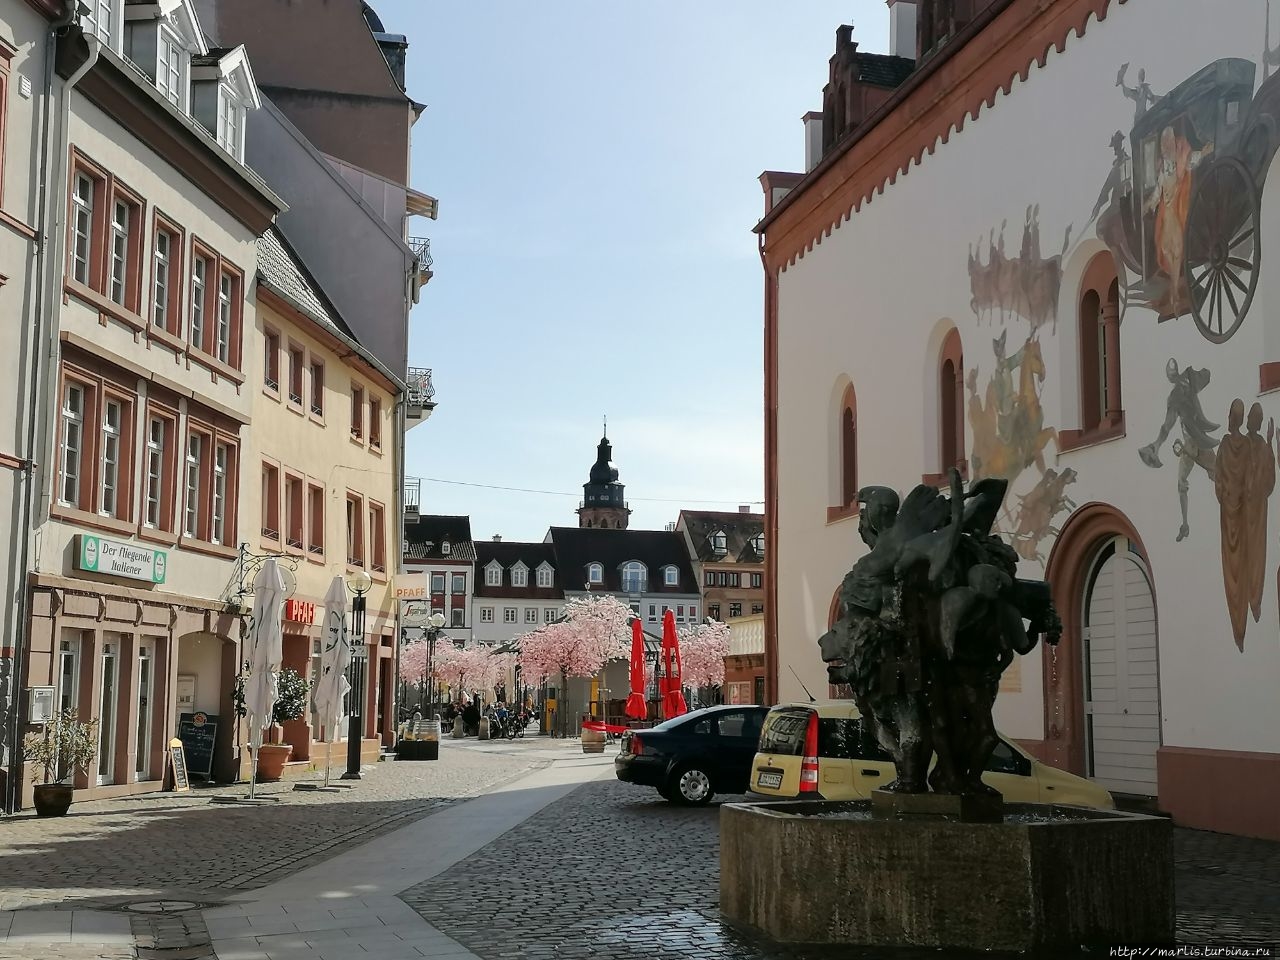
<box><xmin>1096</xmin><ymin>57</ymin><xmax>1280</xmax><ymax>343</ymax></box>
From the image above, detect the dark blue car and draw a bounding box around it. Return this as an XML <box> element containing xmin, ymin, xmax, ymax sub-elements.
<box><xmin>614</xmin><ymin>705</ymin><xmax>770</xmax><ymax>805</ymax></box>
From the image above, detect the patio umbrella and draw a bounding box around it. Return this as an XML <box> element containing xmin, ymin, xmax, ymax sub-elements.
<box><xmin>624</xmin><ymin>618</ymin><xmax>647</xmax><ymax>720</ymax></box>
<box><xmin>661</xmin><ymin>609</ymin><xmax>687</xmax><ymax>719</ymax></box>
<box><xmin>313</xmin><ymin>576</ymin><xmax>352</xmax><ymax>785</ymax></box>
<box><xmin>244</xmin><ymin>557</ymin><xmax>285</xmax><ymax>793</ymax></box>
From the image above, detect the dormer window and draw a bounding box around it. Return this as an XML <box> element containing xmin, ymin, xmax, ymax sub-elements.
<box><xmin>621</xmin><ymin>562</ymin><xmax>647</xmax><ymax>594</ymax></box>
<box><xmin>123</xmin><ymin>1</ymin><xmax>205</xmax><ymax>111</ymax></box>
<box><xmin>84</xmin><ymin>0</ymin><xmax>120</xmax><ymax>49</ymax></box>
<box><xmin>191</xmin><ymin>45</ymin><xmax>260</xmax><ymax>163</ymax></box>
<box><xmin>536</xmin><ymin>564</ymin><xmax>553</xmax><ymax>588</ymax></box>
<box><xmin>156</xmin><ymin>27</ymin><xmax>187</xmax><ymax>109</ymax></box>
<box><xmin>751</xmin><ymin>533</ymin><xmax>765</xmax><ymax>556</ymax></box>
<box><xmin>512</xmin><ymin>564</ymin><xmax>528</xmax><ymax>588</ymax></box>
<box><xmin>217</xmin><ymin>86</ymin><xmax>244</xmax><ymax>158</ymax></box>
<box><xmin>441</xmin><ymin>540</ymin><xmax>451</xmax><ymax>556</ymax></box>
<box><xmin>485</xmin><ymin>562</ymin><xmax>501</xmax><ymax>587</ymax></box>
<box><xmin>663</xmin><ymin>565</ymin><xmax>679</xmax><ymax>587</ymax></box>
<box><xmin>710</xmin><ymin>530</ymin><xmax>728</xmax><ymax>555</ymax></box>
<box><xmin>587</xmin><ymin>562</ymin><xmax>604</xmax><ymax>585</ymax></box>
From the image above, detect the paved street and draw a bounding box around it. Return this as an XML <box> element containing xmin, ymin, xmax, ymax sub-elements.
<box><xmin>1</xmin><ymin>740</ymin><xmax>1277</xmax><ymax>960</ymax></box>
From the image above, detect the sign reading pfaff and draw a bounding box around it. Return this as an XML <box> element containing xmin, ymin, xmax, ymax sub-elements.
<box><xmin>77</xmin><ymin>534</ymin><xmax>167</xmax><ymax>584</ymax></box>
<box><xmin>393</xmin><ymin>574</ymin><xmax>428</xmax><ymax>601</ymax></box>
<box><xmin>285</xmin><ymin>599</ymin><xmax>316</xmax><ymax>624</ymax></box>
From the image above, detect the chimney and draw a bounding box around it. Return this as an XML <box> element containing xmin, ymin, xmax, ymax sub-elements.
<box><xmin>739</xmin><ymin>505</ymin><xmax>751</xmax><ymax>514</ymax></box>
<box><xmin>802</xmin><ymin>111</ymin><xmax>824</xmax><ymax>172</ymax></box>
<box><xmin>492</xmin><ymin>535</ymin><xmax>502</xmax><ymax>542</ymax></box>
<box><xmin>887</xmin><ymin>0</ymin><xmax>918</xmax><ymax>60</ymax></box>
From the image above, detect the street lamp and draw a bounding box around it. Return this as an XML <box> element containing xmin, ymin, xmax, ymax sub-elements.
<box><xmin>423</xmin><ymin>610</ymin><xmax>446</xmax><ymax>717</ymax></box>
<box><xmin>342</xmin><ymin>568</ymin><xmax>373</xmax><ymax>780</ymax></box>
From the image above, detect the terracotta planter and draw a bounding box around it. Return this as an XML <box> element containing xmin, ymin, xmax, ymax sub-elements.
<box><xmin>32</xmin><ymin>783</ymin><xmax>74</xmax><ymax>817</ymax></box>
<box><xmin>255</xmin><ymin>743</ymin><xmax>292</xmax><ymax>782</ymax></box>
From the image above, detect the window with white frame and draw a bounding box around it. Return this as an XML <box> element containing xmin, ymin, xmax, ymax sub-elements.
<box><xmin>711</xmin><ymin>530</ymin><xmax>727</xmax><ymax>554</ymax></box>
<box><xmin>109</xmin><ymin>199</ymin><xmax>130</xmax><ymax>305</ymax></box>
<box><xmin>663</xmin><ymin>565</ymin><xmax>678</xmax><ymax>586</ymax></box>
<box><xmin>152</xmin><ymin>229</ymin><xmax>172</xmax><ymax>331</ymax></box>
<box><xmin>480</xmin><ymin>607</ymin><xmax>494</xmax><ymax>623</ymax></box>
<box><xmin>71</xmin><ymin>174</ymin><xmax>94</xmax><ymax>285</ymax></box>
<box><xmin>525</xmin><ymin>608</ymin><xmax>537</xmax><ymax>623</ymax></box>
<box><xmin>503</xmin><ymin>608</ymin><xmax>516</xmax><ymax>624</ymax></box>
<box><xmin>536</xmin><ymin>566</ymin><xmax>553</xmax><ymax>588</ymax></box>
<box><xmin>431</xmin><ymin>573</ymin><xmax>445</xmax><ymax>593</ymax></box>
<box><xmin>212</xmin><ymin>443</ymin><xmax>228</xmax><ymax>545</ymax></box>
<box><xmin>511</xmin><ymin>565</ymin><xmax>527</xmax><ymax>588</ymax></box>
<box><xmin>217</xmin><ymin>88</ymin><xmax>244</xmax><ymax>160</ymax></box>
<box><xmin>98</xmin><ymin>399</ymin><xmax>121</xmax><ymax>517</ymax></box>
<box><xmin>190</xmin><ymin>255</ymin><xmax>207</xmax><ymax>349</ymax></box>
<box><xmin>690</xmin><ymin>605</ymin><xmax>698</xmax><ymax>621</ymax></box>
<box><xmin>156</xmin><ymin>30</ymin><xmax>185</xmax><ymax>108</ymax></box>
<box><xmin>83</xmin><ymin>0</ymin><xmax>115</xmax><ymax>46</ymax></box>
<box><xmin>184</xmin><ymin>434</ymin><xmax>202</xmax><ymax>537</ymax></box>
<box><xmin>751</xmin><ymin>533</ymin><xmax>765</xmax><ymax>555</ymax></box>
<box><xmin>59</xmin><ymin>383</ymin><xmax>85</xmax><ymax>508</ymax></box>
<box><xmin>216</xmin><ymin>271</ymin><xmax>233</xmax><ymax>363</ymax></box>
<box><xmin>647</xmin><ymin>603</ymin><xmax>657</xmax><ymax>622</ymax></box>
<box><xmin>587</xmin><ymin>562</ymin><xmax>603</xmax><ymax>585</ymax></box>
<box><xmin>144</xmin><ymin>417</ymin><xmax>165</xmax><ymax>527</ymax></box>
<box><xmin>451</xmin><ymin>607</ymin><xmax>464</xmax><ymax>628</ymax></box>
<box><xmin>621</xmin><ymin>561</ymin><xmax>647</xmax><ymax>593</ymax></box>
<box><xmin>485</xmin><ymin>564</ymin><xmax>501</xmax><ymax>587</ymax></box>
<box><xmin>544</xmin><ymin>608</ymin><xmax>557</xmax><ymax>623</ymax></box>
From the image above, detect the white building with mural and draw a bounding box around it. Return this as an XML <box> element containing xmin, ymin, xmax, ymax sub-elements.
<box><xmin>761</xmin><ymin>0</ymin><xmax>1280</xmax><ymax>839</ymax></box>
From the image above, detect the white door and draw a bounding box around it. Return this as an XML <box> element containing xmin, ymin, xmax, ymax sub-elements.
<box><xmin>1082</xmin><ymin>538</ymin><xmax>1161</xmax><ymax>795</ymax></box>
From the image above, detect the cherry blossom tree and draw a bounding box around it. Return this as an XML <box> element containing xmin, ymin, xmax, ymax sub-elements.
<box><xmin>518</xmin><ymin>593</ymin><xmax>631</xmax><ymax>736</ymax></box>
<box><xmin>400</xmin><ymin>640</ymin><xmax>430</xmax><ymax>712</ymax></box>
<box><xmin>679</xmin><ymin>619</ymin><xmax>731</xmax><ymax>698</ymax></box>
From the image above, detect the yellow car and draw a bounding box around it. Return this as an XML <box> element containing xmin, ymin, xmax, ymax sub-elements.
<box><xmin>749</xmin><ymin>700</ymin><xmax>1114</xmax><ymax>809</ymax></box>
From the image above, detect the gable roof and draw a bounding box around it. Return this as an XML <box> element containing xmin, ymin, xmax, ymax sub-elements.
<box><xmin>677</xmin><ymin>510</ymin><xmax>766</xmax><ymax>564</ymax></box>
<box><xmin>546</xmin><ymin>527</ymin><xmax>697</xmax><ymax>594</ymax></box>
<box><xmin>473</xmin><ymin>541</ymin><xmax>562</xmax><ymax>600</ymax></box>
<box><xmin>257</xmin><ymin>228</ymin><xmax>354</xmax><ymax>340</ymax></box>
<box><xmin>403</xmin><ymin>515</ymin><xmax>475</xmax><ymax>561</ymax></box>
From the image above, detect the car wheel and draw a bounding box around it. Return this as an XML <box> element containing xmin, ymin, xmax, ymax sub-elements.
<box><xmin>670</xmin><ymin>764</ymin><xmax>714</xmax><ymax>806</ymax></box>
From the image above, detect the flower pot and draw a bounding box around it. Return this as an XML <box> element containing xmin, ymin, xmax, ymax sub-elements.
<box><xmin>255</xmin><ymin>743</ymin><xmax>292</xmax><ymax>782</ymax></box>
<box><xmin>32</xmin><ymin>783</ymin><xmax>74</xmax><ymax>818</ymax></box>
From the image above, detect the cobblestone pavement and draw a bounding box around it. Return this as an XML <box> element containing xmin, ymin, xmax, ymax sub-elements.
<box><xmin>0</xmin><ymin>744</ymin><xmax>542</xmax><ymax>915</ymax></box>
<box><xmin>405</xmin><ymin>779</ymin><xmax>1280</xmax><ymax>960</ymax></box>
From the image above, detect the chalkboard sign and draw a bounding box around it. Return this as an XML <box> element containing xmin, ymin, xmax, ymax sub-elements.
<box><xmin>168</xmin><ymin>738</ymin><xmax>190</xmax><ymax>792</ymax></box>
<box><xmin>178</xmin><ymin>712</ymin><xmax>218</xmax><ymax>779</ymax></box>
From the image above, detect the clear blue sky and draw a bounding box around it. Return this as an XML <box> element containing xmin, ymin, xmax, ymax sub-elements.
<box><xmin>385</xmin><ymin>1</ymin><xmax>887</xmax><ymax>541</ymax></box>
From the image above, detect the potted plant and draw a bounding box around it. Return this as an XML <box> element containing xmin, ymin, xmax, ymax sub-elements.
<box><xmin>22</xmin><ymin>709</ymin><xmax>99</xmax><ymax>817</ymax></box>
<box><xmin>255</xmin><ymin>668</ymin><xmax>309</xmax><ymax>782</ymax></box>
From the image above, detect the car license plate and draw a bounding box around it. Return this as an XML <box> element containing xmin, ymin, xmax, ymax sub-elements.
<box><xmin>757</xmin><ymin>770</ymin><xmax>783</xmax><ymax>790</ymax></box>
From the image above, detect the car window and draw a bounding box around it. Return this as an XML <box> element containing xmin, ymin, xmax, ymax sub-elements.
<box><xmin>689</xmin><ymin>717</ymin><xmax>713</xmax><ymax>736</ymax></box>
<box><xmin>716</xmin><ymin>711</ymin><xmax>748</xmax><ymax>737</ymax></box>
<box><xmin>818</xmin><ymin>717</ymin><xmax>855</xmax><ymax>759</ymax></box>
<box><xmin>986</xmin><ymin>739</ymin><xmax>1031</xmax><ymax>776</ymax></box>
<box><xmin>757</xmin><ymin>709</ymin><xmax>811</xmax><ymax>756</ymax></box>
<box><xmin>850</xmin><ymin>717</ymin><xmax>893</xmax><ymax>762</ymax></box>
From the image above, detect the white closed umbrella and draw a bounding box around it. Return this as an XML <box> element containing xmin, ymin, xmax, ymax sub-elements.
<box><xmin>314</xmin><ymin>576</ymin><xmax>351</xmax><ymax>786</ymax></box>
<box><xmin>244</xmin><ymin>557</ymin><xmax>285</xmax><ymax>795</ymax></box>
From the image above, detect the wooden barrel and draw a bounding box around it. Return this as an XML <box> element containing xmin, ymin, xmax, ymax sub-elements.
<box><xmin>581</xmin><ymin>726</ymin><xmax>605</xmax><ymax>753</ymax></box>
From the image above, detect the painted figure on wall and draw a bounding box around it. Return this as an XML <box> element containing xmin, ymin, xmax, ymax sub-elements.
<box><xmin>1095</xmin><ymin>47</ymin><xmax>1280</xmax><ymax>343</ymax></box>
<box><xmin>1139</xmin><ymin>359</ymin><xmax>1220</xmax><ymax>542</ymax></box>
<box><xmin>968</xmin><ymin>331</ymin><xmax>1057</xmax><ymax>483</ymax></box>
<box><xmin>1007</xmin><ymin>467</ymin><xmax>1078</xmax><ymax>564</ymax></box>
<box><xmin>967</xmin><ymin>212</ymin><xmax>1071</xmax><ymax>332</ymax></box>
<box><xmin>1215</xmin><ymin>401</ymin><xmax>1274</xmax><ymax>649</ymax></box>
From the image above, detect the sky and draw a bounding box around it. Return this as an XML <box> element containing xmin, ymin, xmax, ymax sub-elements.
<box><xmin>387</xmin><ymin>1</ymin><xmax>888</xmax><ymax>541</ymax></box>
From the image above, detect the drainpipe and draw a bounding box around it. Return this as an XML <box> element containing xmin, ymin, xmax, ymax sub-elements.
<box><xmin>4</xmin><ymin>11</ymin><xmax>99</xmax><ymax>815</ymax></box>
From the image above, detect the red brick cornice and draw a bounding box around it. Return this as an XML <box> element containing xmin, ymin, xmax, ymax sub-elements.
<box><xmin>757</xmin><ymin>0</ymin><xmax>1129</xmax><ymax>273</ymax></box>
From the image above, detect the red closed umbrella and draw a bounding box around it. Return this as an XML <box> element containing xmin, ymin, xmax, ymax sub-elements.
<box><xmin>624</xmin><ymin>618</ymin><xmax>647</xmax><ymax>719</ymax></box>
<box><xmin>661</xmin><ymin>610</ymin><xmax>687</xmax><ymax>719</ymax></box>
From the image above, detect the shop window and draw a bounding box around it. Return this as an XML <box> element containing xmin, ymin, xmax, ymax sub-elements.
<box><xmin>308</xmin><ymin>483</ymin><xmax>324</xmax><ymax>557</ymax></box>
<box><xmin>369</xmin><ymin>501</ymin><xmax>386</xmax><ymax>573</ymax></box>
<box><xmin>261</xmin><ymin>462</ymin><xmax>279</xmax><ymax>542</ymax></box>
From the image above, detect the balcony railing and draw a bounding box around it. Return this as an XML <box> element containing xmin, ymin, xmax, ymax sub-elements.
<box><xmin>407</xmin><ymin>367</ymin><xmax>436</xmax><ymax>408</ymax></box>
<box><xmin>404</xmin><ymin>477</ymin><xmax>421</xmax><ymax>522</ymax></box>
<box><xmin>408</xmin><ymin>236</ymin><xmax>433</xmax><ymax>271</ymax></box>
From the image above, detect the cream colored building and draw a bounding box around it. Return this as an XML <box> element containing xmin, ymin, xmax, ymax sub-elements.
<box><xmin>246</xmin><ymin>228</ymin><xmax>401</xmax><ymax>770</ymax></box>
<box><xmin>18</xmin><ymin>6</ymin><xmax>281</xmax><ymax>805</ymax></box>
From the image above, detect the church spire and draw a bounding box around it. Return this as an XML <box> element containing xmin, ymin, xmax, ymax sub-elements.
<box><xmin>577</xmin><ymin>420</ymin><xmax>631</xmax><ymax>530</ymax></box>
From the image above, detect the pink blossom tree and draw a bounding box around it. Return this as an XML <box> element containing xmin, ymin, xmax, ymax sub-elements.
<box><xmin>401</xmin><ymin>640</ymin><xmax>430</xmax><ymax>711</ymax></box>
<box><xmin>518</xmin><ymin>594</ymin><xmax>631</xmax><ymax>736</ymax></box>
<box><xmin>679</xmin><ymin>619</ymin><xmax>731</xmax><ymax>700</ymax></box>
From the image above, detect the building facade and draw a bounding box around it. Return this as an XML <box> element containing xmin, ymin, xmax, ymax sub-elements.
<box><xmin>676</xmin><ymin>508</ymin><xmax>765</xmax><ymax>623</ymax></box>
<box><xmin>403</xmin><ymin>515</ymin><xmax>477</xmax><ymax>646</ymax></box>
<box><xmin>17</xmin><ymin>3</ymin><xmax>281</xmax><ymax>805</ymax></box>
<box><xmin>471</xmin><ymin>539</ymin><xmax>564</xmax><ymax>647</ymax></box>
<box><xmin>761</xmin><ymin>0</ymin><xmax>1280</xmax><ymax>839</ymax></box>
<box><xmin>725</xmin><ymin>614</ymin><xmax>766</xmax><ymax>707</ymax></box>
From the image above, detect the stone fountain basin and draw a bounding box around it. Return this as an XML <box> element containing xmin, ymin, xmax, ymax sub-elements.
<box><xmin>719</xmin><ymin>799</ymin><xmax>1174</xmax><ymax>952</ymax></box>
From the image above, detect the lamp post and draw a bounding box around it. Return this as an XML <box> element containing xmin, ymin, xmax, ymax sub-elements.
<box><xmin>423</xmin><ymin>611</ymin><xmax>446</xmax><ymax>717</ymax></box>
<box><xmin>342</xmin><ymin>568</ymin><xmax>373</xmax><ymax>780</ymax></box>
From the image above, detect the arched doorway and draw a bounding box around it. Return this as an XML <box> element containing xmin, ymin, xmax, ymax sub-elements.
<box><xmin>1080</xmin><ymin>537</ymin><xmax>1161</xmax><ymax>796</ymax></box>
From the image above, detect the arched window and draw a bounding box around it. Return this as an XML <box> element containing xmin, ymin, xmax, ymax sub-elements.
<box><xmin>587</xmin><ymin>562</ymin><xmax>604</xmax><ymax>585</ymax></box>
<box><xmin>840</xmin><ymin>383</ymin><xmax>857</xmax><ymax>507</ymax></box>
<box><xmin>621</xmin><ymin>561</ymin><xmax>647</xmax><ymax>593</ymax></box>
<box><xmin>1078</xmin><ymin>253</ymin><xmax>1122</xmax><ymax>435</ymax></box>
<box><xmin>938</xmin><ymin>328</ymin><xmax>965</xmax><ymax>476</ymax></box>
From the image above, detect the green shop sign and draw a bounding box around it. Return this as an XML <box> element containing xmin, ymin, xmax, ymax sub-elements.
<box><xmin>77</xmin><ymin>534</ymin><xmax>167</xmax><ymax>585</ymax></box>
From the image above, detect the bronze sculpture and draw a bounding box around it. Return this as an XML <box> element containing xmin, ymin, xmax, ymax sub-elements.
<box><xmin>819</xmin><ymin>469</ymin><xmax>1060</xmax><ymax>803</ymax></box>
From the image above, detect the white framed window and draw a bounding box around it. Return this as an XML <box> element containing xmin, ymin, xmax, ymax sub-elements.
<box><xmin>503</xmin><ymin>608</ymin><xmax>517</xmax><ymax>624</ymax></box>
<box><xmin>587</xmin><ymin>562</ymin><xmax>603</xmax><ymax>585</ymax></box>
<box><xmin>621</xmin><ymin>561</ymin><xmax>646</xmax><ymax>593</ymax></box>
<box><xmin>184</xmin><ymin>434</ymin><xmax>202</xmax><ymax>537</ymax></box>
<box><xmin>451</xmin><ymin>607</ymin><xmax>465</xmax><ymax>628</ymax></box>
<box><xmin>711</xmin><ymin>530</ymin><xmax>727</xmax><ymax>554</ymax></box>
<box><xmin>217</xmin><ymin>88</ymin><xmax>243</xmax><ymax>159</ymax></box>
<box><xmin>152</xmin><ymin>230</ymin><xmax>171</xmax><ymax>330</ymax></box>
<box><xmin>216</xmin><ymin>273</ymin><xmax>233</xmax><ymax>363</ymax></box>
<box><xmin>486</xmin><ymin>565</ymin><xmax>501</xmax><ymax>586</ymax></box>
<box><xmin>690</xmin><ymin>605</ymin><xmax>698</xmax><ymax>621</ymax></box>
<box><xmin>648</xmin><ymin>603</ymin><xmax>657</xmax><ymax>622</ymax></box>
<box><xmin>525</xmin><ymin>608</ymin><xmax>537</xmax><ymax>624</ymax></box>
<box><xmin>190</xmin><ymin>257</ymin><xmax>207</xmax><ymax>348</ymax></box>
<box><xmin>59</xmin><ymin>383</ymin><xmax>85</xmax><ymax>507</ymax></box>
<box><xmin>99</xmin><ymin>399</ymin><xmax>121</xmax><ymax>516</ymax></box>
<box><xmin>751</xmin><ymin>533</ymin><xmax>765</xmax><ymax>555</ymax></box>
<box><xmin>72</xmin><ymin>174</ymin><xmax>94</xmax><ymax>285</ymax></box>
<box><xmin>84</xmin><ymin>0</ymin><xmax>115</xmax><ymax>46</ymax></box>
<box><xmin>109</xmin><ymin>200</ymin><xmax>129</xmax><ymax>305</ymax></box>
<box><xmin>544</xmin><ymin>608</ymin><xmax>557</xmax><ymax>623</ymax></box>
<box><xmin>480</xmin><ymin>607</ymin><xmax>494</xmax><ymax>623</ymax></box>
<box><xmin>431</xmin><ymin>572</ymin><xmax>445</xmax><ymax>593</ymax></box>
<box><xmin>512</xmin><ymin>565</ymin><xmax>527</xmax><ymax>588</ymax></box>
<box><xmin>156</xmin><ymin>30</ymin><xmax>184</xmax><ymax>108</ymax></box>
<box><xmin>144</xmin><ymin>417</ymin><xmax>164</xmax><ymax>527</ymax></box>
<box><xmin>536</xmin><ymin>566</ymin><xmax>553</xmax><ymax>588</ymax></box>
<box><xmin>212</xmin><ymin>442</ymin><xmax>228</xmax><ymax>545</ymax></box>
<box><xmin>663</xmin><ymin>565</ymin><xmax>679</xmax><ymax>586</ymax></box>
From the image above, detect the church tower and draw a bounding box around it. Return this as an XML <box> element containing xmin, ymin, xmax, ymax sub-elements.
<box><xmin>577</xmin><ymin>422</ymin><xmax>631</xmax><ymax>530</ymax></box>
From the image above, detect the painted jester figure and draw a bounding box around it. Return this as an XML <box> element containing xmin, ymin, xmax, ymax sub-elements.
<box><xmin>1139</xmin><ymin>359</ymin><xmax>1221</xmax><ymax>542</ymax></box>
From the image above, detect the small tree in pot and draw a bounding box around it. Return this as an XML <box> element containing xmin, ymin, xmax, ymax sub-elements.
<box><xmin>23</xmin><ymin>709</ymin><xmax>99</xmax><ymax>817</ymax></box>
<box><xmin>255</xmin><ymin>667</ymin><xmax>310</xmax><ymax>782</ymax></box>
